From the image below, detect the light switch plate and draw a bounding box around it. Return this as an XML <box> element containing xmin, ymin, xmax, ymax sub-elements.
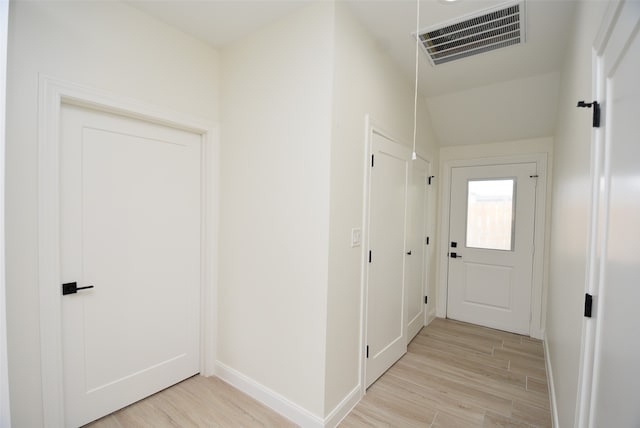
<box><xmin>351</xmin><ymin>228</ymin><xmax>362</xmax><ymax>248</ymax></box>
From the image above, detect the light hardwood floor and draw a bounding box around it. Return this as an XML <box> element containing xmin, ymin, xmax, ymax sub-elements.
<box><xmin>86</xmin><ymin>318</ymin><xmax>551</xmax><ymax>427</ymax></box>
<box><xmin>341</xmin><ymin>318</ymin><xmax>552</xmax><ymax>427</ymax></box>
<box><xmin>84</xmin><ymin>375</ymin><xmax>296</xmax><ymax>428</ymax></box>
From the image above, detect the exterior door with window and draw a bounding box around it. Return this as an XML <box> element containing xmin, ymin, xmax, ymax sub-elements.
<box><xmin>447</xmin><ymin>163</ymin><xmax>537</xmax><ymax>334</ymax></box>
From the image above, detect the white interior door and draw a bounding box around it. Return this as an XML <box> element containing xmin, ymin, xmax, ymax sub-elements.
<box><xmin>589</xmin><ymin>4</ymin><xmax>640</xmax><ymax>426</ymax></box>
<box><xmin>365</xmin><ymin>131</ymin><xmax>409</xmax><ymax>387</ymax></box>
<box><xmin>60</xmin><ymin>104</ymin><xmax>202</xmax><ymax>427</ymax></box>
<box><xmin>405</xmin><ymin>158</ymin><xmax>429</xmax><ymax>342</ymax></box>
<box><xmin>447</xmin><ymin>163</ymin><xmax>536</xmax><ymax>334</ymax></box>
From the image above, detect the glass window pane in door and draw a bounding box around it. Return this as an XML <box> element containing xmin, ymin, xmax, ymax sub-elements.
<box><xmin>466</xmin><ymin>179</ymin><xmax>515</xmax><ymax>251</ymax></box>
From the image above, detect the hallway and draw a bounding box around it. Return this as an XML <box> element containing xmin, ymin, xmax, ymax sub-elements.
<box><xmin>342</xmin><ymin>318</ymin><xmax>551</xmax><ymax>427</ymax></box>
<box><xmin>86</xmin><ymin>318</ymin><xmax>551</xmax><ymax>427</ymax></box>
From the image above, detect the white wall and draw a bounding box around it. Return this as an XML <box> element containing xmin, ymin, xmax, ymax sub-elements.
<box><xmin>324</xmin><ymin>2</ymin><xmax>440</xmax><ymax>416</ymax></box>
<box><xmin>218</xmin><ymin>2</ymin><xmax>335</xmax><ymax>418</ymax></box>
<box><xmin>545</xmin><ymin>2</ymin><xmax>607</xmax><ymax>426</ymax></box>
<box><xmin>5</xmin><ymin>2</ymin><xmax>220</xmax><ymax>426</ymax></box>
<box><xmin>426</xmin><ymin>72</ymin><xmax>561</xmax><ymax>147</ymax></box>
<box><xmin>436</xmin><ymin>138</ymin><xmax>554</xmax><ymax>335</ymax></box>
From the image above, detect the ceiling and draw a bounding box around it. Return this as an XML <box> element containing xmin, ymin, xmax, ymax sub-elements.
<box><xmin>130</xmin><ymin>1</ymin><xmax>313</xmax><ymax>47</ymax></box>
<box><xmin>128</xmin><ymin>0</ymin><xmax>578</xmax><ymax>145</ymax></box>
<box><xmin>345</xmin><ymin>0</ymin><xmax>576</xmax><ymax>97</ymax></box>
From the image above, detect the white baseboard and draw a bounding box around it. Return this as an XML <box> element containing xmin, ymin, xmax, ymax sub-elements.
<box><xmin>543</xmin><ymin>332</ymin><xmax>559</xmax><ymax>428</ymax></box>
<box><xmin>214</xmin><ymin>361</ymin><xmax>324</xmax><ymax>428</ymax></box>
<box><xmin>426</xmin><ymin>310</ymin><xmax>437</xmax><ymax>325</ymax></box>
<box><xmin>323</xmin><ymin>385</ymin><xmax>362</xmax><ymax>428</ymax></box>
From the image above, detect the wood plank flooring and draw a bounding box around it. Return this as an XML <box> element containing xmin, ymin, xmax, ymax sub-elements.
<box><xmin>86</xmin><ymin>318</ymin><xmax>551</xmax><ymax>427</ymax></box>
<box><xmin>84</xmin><ymin>375</ymin><xmax>296</xmax><ymax>428</ymax></box>
<box><xmin>341</xmin><ymin>318</ymin><xmax>552</xmax><ymax>427</ymax></box>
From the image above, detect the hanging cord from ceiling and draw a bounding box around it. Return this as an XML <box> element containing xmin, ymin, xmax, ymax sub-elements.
<box><xmin>411</xmin><ymin>0</ymin><xmax>420</xmax><ymax>161</ymax></box>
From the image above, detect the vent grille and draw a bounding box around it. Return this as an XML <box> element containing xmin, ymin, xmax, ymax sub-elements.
<box><xmin>417</xmin><ymin>1</ymin><xmax>526</xmax><ymax>66</ymax></box>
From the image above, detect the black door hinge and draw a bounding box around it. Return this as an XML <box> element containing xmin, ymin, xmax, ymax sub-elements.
<box><xmin>428</xmin><ymin>175</ymin><xmax>434</xmax><ymax>185</ymax></box>
<box><xmin>371</xmin><ymin>154</ymin><xmax>374</xmax><ymax>167</ymax></box>
<box><xmin>424</xmin><ymin>296</ymin><xmax>428</xmax><ymax>304</ymax></box>
<box><xmin>425</xmin><ymin>236</ymin><xmax>430</xmax><ymax>245</ymax></box>
<box><xmin>577</xmin><ymin>100</ymin><xmax>601</xmax><ymax>128</ymax></box>
<box><xmin>368</xmin><ymin>250</ymin><xmax>372</xmax><ymax>263</ymax></box>
<box><xmin>366</xmin><ymin>345</ymin><xmax>369</xmax><ymax>359</ymax></box>
<box><xmin>584</xmin><ymin>293</ymin><xmax>593</xmax><ymax>318</ymax></box>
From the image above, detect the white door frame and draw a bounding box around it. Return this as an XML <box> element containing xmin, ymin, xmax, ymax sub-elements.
<box><xmin>436</xmin><ymin>154</ymin><xmax>547</xmax><ymax>339</ymax></box>
<box><xmin>0</xmin><ymin>0</ymin><xmax>11</xmax><ymax>424</ymax></box>
<box><xmin>37</xmin><ymin>75</ymin><xmax>219</xmax><ymax>427</ymax></box>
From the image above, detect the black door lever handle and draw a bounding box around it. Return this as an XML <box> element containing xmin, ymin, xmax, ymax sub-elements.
<box><xmin>406</xmin><ymin>250</ymin><xmax>412</xmax><ymax>255</ymax></box>
<box><xmin>62</xmin><ymin>282</ymin><xmax>95</xmax><ymax>296</ymax></box>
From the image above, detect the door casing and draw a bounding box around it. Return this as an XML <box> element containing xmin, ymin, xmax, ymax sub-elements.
<box><xmin>37</xmin><ymin>75</ymin><xmax>219</xmax><ymax>427</ymax></box>
<box><xmin>437</xmin><ymin>154</ymin><xmax>548</xmax><ymax>339</ymax></box>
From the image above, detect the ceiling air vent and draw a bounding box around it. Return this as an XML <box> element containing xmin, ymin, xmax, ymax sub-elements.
<box><xmin>416</xmin><ymin>1</ymin><xmax>526</xmax><ymax>66</ymax></box>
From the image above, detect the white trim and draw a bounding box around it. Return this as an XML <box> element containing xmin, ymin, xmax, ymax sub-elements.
<box><xmin>200</xmin><ymin>126</ymin><xmax>220</xmax><ymax>377</ymax></box>
<box><xmin>436</xmin><ymin>154</ymin><xmax>548</xmax><ymax>338</ymax></box>
<box><xmin>543</xmin><ymin>331</ymin><xmax>559</xmax><ymax>428</ymax></box>
<box><xmin>323</xmin><ymin>385</ymin><xmax>362</xmax><ymax>428</ymax></box>
<box><xmin>419</xmin><ymin>157</ymin><xmax>433</xmax><ymax>332</ymax></box>
<box><xmin>0</xmin><ymin>0</ymin><xmax>11</xmax><ymax>425</ymax></box>
<box><xmin>214</xmin><ymin>362</ymin><xmax>324</xmax><ymax>428</ymax></box>
<box><xmin>592</xmin><ymin>0</ymin><xmax>622</xmax><ymax>55</ymax></box>
<box><xmin>574</xmin><ymin>36</ymin><xmax>608</xmax><ymax>428</ymax></box>
<box><xmin>357</xmin><ymin>115</ymin><xmax>372</xmax><ymax>400</ymax></box>
<box><xmin>37</xmin><ymin>75</ymin><xmax>218</xmax><ymax>426</ymax></box>
<box><xmin>426</xmin><ymin>309</ymin><xmax>437</xmax><ymax>325</ymax></box>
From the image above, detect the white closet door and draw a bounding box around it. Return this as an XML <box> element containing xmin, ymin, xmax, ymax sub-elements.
<box><xmin>60</xmin><ymin>104</ymin><xmax>202</xmax><ymax>427</ymax></box>
<box><xmin>365</xmin><ymin>131</ymin><xmax>409</xmax><ymax>387</ymax></box>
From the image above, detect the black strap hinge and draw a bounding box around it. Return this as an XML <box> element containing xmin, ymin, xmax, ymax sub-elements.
<box><xmin>577</xmin><ymin>100</ymin><xmax>601</xmax><ymax>128</ymax></box>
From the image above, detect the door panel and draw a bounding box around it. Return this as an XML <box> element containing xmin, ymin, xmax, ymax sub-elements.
<box><xmin>406</xmin><ymin>158</ymin><xmax>429</xmax><ymax>342</ymax></box>
<box><xmin>365</xmin><ymin>131</ymin><xmax>409</xmax><ymax>387</ymax></box>
<box><xmin>464</xmin><ymin>263</ymin><xmax>512</xmax><ymax>309</ymax></box>
<box><xmin>447</xmin><ymin>163</ymin><xmax>536</xmax><ymax>334</ymax></box>
<box><xmin>61</xmin><ymin>104</ymin><xmax>201</xmax><ymax>426</ymax></box>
